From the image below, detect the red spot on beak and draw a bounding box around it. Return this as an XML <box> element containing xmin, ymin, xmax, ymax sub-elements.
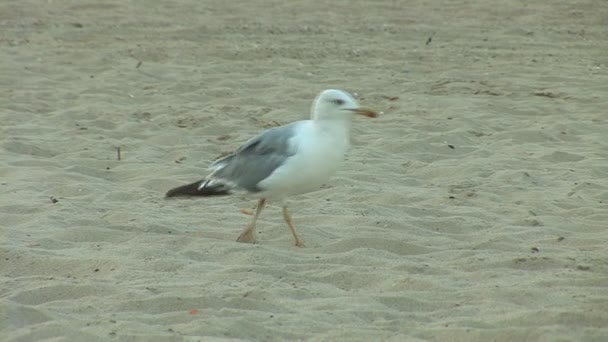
<box><xmin>364</xmin><ymin>110</ymin><xmax>378</xmax><ymax>118</ymax></box>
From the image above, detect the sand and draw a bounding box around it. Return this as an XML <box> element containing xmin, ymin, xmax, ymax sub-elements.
<box><xmin>2</xmin><ymin>0</ymin><xmax>607</xmax><ymax>341</ymax></box>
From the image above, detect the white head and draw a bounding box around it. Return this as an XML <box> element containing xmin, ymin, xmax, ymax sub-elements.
<box><xmin>310</xmin><ymin>89</ymin><xmax>377</xmax><ymax>121</ymax></box>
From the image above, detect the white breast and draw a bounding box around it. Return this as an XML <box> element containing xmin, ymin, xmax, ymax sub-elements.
<box><xmin>257</xmin><ymin>120</ymin><xmax>350</xmax><ymax>199</ymax></box>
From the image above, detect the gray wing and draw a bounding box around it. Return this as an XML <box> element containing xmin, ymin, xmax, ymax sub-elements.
<box><xmin>206</xmin><ymin>121</ymin><xmax>301</xmax><ymax>193</ymax></box>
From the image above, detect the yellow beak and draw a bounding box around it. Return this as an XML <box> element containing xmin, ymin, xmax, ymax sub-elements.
<box><xmin>347</xmin><ymin>107</ymin><xmax>378</xmax><ymax>118</ymax></box>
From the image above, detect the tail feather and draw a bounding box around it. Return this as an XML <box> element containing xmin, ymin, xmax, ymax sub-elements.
<box><xmin>165</xmin><ymin>179</ymin><xmax>231</xmax><ymax>198</ymax></box>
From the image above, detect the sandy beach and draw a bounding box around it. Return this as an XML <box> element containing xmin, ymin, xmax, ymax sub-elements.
<box><xmin>2</xmin><ymin>0</ymin><xmax>607</xmax><ymax>340</ymax></box>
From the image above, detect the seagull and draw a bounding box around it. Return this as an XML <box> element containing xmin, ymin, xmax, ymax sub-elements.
<box><xmin>165</xmin><ymin>89</ymin><xmax>377</xmax><ymax>246</ymax></box>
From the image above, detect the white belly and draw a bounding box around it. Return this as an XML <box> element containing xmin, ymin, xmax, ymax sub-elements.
<box><xmin>257</xmin><ymin>122</ymin><xmax>350</xmax><ymax>199</ymax></box>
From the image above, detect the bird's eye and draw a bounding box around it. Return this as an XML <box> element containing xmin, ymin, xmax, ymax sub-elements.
<box><xmin>332</xmin><ymin>99</ymin><xmax>345</xmax><ymax>105</ymax></box>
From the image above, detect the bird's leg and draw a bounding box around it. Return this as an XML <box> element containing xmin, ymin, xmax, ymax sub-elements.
<box><xmin>282</xmin><ymin>206</ymin><xmax>304</xmax><ymax>247</ymax></box>
<box><xmin>237</xmin><ymin>198</ymin><xmax>266</xmax><ymax>244</ymax></box>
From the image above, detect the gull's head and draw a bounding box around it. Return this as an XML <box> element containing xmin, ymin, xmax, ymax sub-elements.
<box><xmin>311</xmin><ymin>89</ymin><xmax>377</xmax><ymax>121</ymax></box>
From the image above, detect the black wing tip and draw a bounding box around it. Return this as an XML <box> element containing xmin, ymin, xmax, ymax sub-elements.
<box><xmin>165</xmin><ymin>180</ymin><xmax>231</xmax><ymax>198</ymax></box>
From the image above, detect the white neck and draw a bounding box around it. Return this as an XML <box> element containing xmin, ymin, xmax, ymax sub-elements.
<box><xmin>313</xmin><ymin>116</ymin><xmax>352</xmax><ymax>138</ymax></box>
